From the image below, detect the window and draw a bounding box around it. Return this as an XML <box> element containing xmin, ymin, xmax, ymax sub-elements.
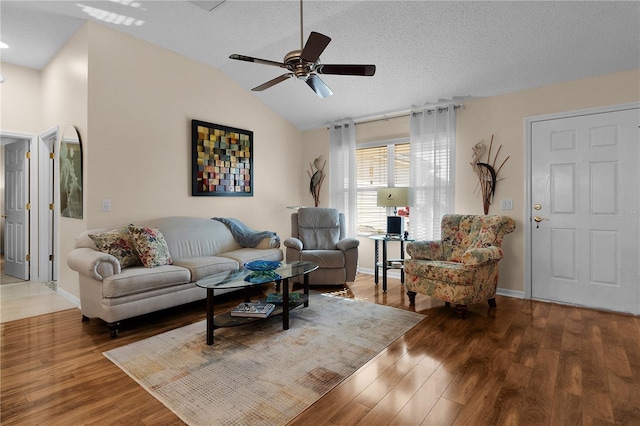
<box><xmin>356</xmin><ymin>140</ymin><xmax>410</xmax><ymax>235</ymax></box>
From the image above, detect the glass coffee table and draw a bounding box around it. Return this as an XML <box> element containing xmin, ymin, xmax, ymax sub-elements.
<box><xmin>195</xmin><ymin>261</ymin><xmax>318</xmax><ymax>345</ymax></box>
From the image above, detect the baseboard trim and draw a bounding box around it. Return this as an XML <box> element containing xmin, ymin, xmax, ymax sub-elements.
<box><xmin>358</xmin><ymin>268</ymin><xmax>525</xmax><ymax>299</ymax></box>
<box><xmin>57</xmin><ymin>286</ymin><xmax>81</xmax><ymax>307</ymax></box>
<box><xmin>496</xmin><ymin>288</ymin><xmax>525</xmax><ymax>299</ymax></box>
<box><xmin>357</xmin><ymin>268</ymin><xmax>402</xmax><ymax>280</ymax></box>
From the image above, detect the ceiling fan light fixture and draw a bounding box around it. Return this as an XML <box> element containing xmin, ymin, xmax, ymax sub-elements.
<box><xmin>229</xmin><ymin>1</ymin><xmax>375</xmax><ymax>97</ymax></box>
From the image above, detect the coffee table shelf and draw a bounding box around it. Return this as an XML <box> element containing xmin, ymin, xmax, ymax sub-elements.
<box><xmin>213</xmin><ymin>293</ymin><xmax>309</xmax><ymax>327</ymax></box>
<box><xmin>196</xmin><ymin>261</ymin><xmax>318</xmax><ymax>345</ymax></box>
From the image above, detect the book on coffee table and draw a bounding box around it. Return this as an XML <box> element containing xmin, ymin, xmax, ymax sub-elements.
<box><xmin>230</xmin><ymin>302</ymin><xmax>275</xmax><ymax>318</ymax></box>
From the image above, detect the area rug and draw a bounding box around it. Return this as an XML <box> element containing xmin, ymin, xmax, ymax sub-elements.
<box><xmin>103</xmin><ymin>292</ymin><xmax>424</xmax><ymax>426</ymax></box>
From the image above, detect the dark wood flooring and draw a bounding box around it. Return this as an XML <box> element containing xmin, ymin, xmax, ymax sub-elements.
<box><xmin>1</xmin><ymin>274</ymin><xmax>639</xmax><ymax>425</ymax></box>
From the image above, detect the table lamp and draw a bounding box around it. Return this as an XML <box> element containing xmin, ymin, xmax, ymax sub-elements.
<box><xmin>377</xmin><ymin>187</ymin><xmax>409</xmax><ymax>235</ymax></box>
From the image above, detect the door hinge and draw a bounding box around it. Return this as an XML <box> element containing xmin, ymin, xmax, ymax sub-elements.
<box><xmin>26</xmin><ymin>152</ymin><xmax>31</xmax><ymax>159</ymax></box>
<box><xmin>49</xmin><ymin>254</ymin><xmax>54</xmax><ymax>261</ymax></box>
<box><xmin>26</xmin><ymin>203</ymin><xmax>31</xmax><ymax>210</ymax></box>
<box><xmin>49</xmin><ymin>203</ymin><xmax>55</xmax><ymax>210</ymax></box>
<box><xmin>26</xmin><ymin>254</ymin><xmax>30</xmax><ymax>262</ymax></box>
<box><xmin>49</xmin><ymin>152</ymin><xmax>55</xmax><ymax>159</ymax></box>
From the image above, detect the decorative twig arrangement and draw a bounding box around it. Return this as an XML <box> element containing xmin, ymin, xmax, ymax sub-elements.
<box><xmin>470</xmin><ymin>135</ymin><xmax>509</xmax><ymax>214</ymax></box>
<box><xmin>308</xmin><ymin>156</ymin><xmax>326</xmax><ymax>207</ymax></box>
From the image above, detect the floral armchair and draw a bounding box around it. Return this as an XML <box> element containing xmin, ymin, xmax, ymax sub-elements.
<box><xmin>404</xmin><ymin>214</ymin><xmax>516</xmax><ymax>318</ymax></box>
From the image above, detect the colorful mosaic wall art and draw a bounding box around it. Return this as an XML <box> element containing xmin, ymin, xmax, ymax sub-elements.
<box><xmin>191</xmin><ymin>120</ymin><xmax>253</xmax><ymax>196</ymax></box>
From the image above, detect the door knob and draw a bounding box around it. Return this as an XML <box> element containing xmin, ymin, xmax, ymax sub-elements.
<box><xmin>533</xmin><ymin>216</ymin><xmax>548</xmax><ymax>228</ymax></box>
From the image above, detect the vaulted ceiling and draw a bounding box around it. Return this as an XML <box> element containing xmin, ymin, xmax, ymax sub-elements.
<box><xmin>2</xmin><ymin>1</ymin><xmax>639</xmax><ymax>130</ymax></box>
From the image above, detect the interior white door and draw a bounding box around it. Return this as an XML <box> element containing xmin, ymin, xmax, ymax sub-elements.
<box><xmin>4</xmin><ymin>140</ymin><xmax>30</xmax><ymax>280</ymax></box>
<box><xmin>531</xmin><ymin>107</ymin><xmax>640</xmax><ymax>314</ymax></box>
<box><xmin>38</xmin><ymin>129</ymin><xmax>57</xmax><ymax>282</ymax></box>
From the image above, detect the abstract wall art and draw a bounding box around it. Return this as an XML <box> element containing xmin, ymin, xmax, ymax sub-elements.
<box><xmin>191</xmin><ymin>119</ymin><xmax>253</xmax><ymax>196</ymax></box>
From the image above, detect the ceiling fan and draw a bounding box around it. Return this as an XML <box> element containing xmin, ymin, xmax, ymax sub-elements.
<box><xmin>229</xmin><ymin>0</ymin><xmax>376</xmax><ymax>98</ymax></box>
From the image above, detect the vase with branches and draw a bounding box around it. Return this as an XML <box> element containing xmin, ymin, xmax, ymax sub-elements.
<box><xmin>308</xmin><ymin>156</ymin><xmax>326</xmax><ymax>207</ymax></box>
<box><xmin>470</xmin><ymin>135</ymin><xmax>509</xmax><ymax>214</ymax></box>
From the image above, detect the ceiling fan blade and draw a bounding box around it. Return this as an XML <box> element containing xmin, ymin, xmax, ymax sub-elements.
<box><xmin>300</xmin><ymin>31</ymin><xmax>331</xmax><ymax>63</ymax></box>
<box><xmin>306</xmin><ymin>74</ymin><xmax>333</xmax><ymax>98</ymax></box>
<box><xmin>229</xmin><ymin>54</ymin><xmax>285</xmax><ymax>68</ymax></box>
<box><xmin>251</xmin><ymin>74</ymin><xmax>293</xmax><ymax>91</ymax></box>
<box><xmin>315</xmin><ymin>64</ymin><xmax>376</xmax><ymax>76</ymax></box>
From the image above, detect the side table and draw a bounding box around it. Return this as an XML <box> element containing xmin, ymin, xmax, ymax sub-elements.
<box><xmin>368</xmin><ymin>234</ymin><xmax>414</xmax><ymax>292</ymax></box>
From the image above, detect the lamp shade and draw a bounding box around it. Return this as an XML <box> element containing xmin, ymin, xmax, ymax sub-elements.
<box><xmin>377</xmin><ymin>187</ymin><xmax>409</xmax><ymax>207</ymax></box>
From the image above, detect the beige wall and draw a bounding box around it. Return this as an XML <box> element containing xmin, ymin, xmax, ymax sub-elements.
<box><xmin>2</xmin><ymin>18</ymin><xmax>638</xmax><ymax>299</ymax></box>
<box><xmin>0</xmin><ymin>63</ymin><xmax>41</xmax><ymax>133</ymax></box>
<box><xmin>40</xmin><ymin>24</ymin><xmax>90</xmax><ymax>298</ymax></box>
<box><xmin>2</xmin><ymin>22</ymin><xmax>303</xmax><ymax>299</ymax></box>
<box><xmin>301</xmin><ymin>68</ymin><xmax>640</xmax><ymax>294</ymax></box>
<box><xmin>84</xmin><ymin>22</ymin><xmax>302</xmax><ymax>235</ymax></box>
<box><xmin>68</xmin><ymin>22</ymin><xmax>302</xmax><ymax>299</ymax></box>
<box><xmin>0</xmin><ymin>63</ymin><xmax>43</xmax><ymax>271</ymax></box>
<box><xmin>455</xmin><ymin>68</ymin><xmax>640</xmax><ymax>294</ymax></box>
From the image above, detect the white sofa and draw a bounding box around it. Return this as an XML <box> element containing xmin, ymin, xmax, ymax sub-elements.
<box><xmin>67</xmin><ymin>216</ymin><xmax>282</xmax><ymax>336</ymax></box>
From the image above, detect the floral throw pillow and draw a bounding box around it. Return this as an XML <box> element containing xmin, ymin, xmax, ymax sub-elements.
<box><xmin>89</xmin><ymin>227</ymin><xmax>142</xmax><ymax>269</ymax></box>
<box><xmin>128</xmin><ymin>225</ymin><xmax>173</xmax><ymax>268</ymax></box>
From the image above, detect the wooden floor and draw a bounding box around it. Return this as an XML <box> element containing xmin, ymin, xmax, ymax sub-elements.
<box><xmin>1</xmin><ymin>274</ymin><xmax>639</xmax><ymax>425</ymax></box>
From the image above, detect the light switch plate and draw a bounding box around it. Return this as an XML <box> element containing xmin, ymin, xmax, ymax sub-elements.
<box><xmin>101</xmin><ymin>199</ymin><xmax>111</xmax><ymax>212</ymax></box>
<box><xmin>500</xmin><ymin>199</ymin><xmax>513</xmax><ymax>210</ymax></box>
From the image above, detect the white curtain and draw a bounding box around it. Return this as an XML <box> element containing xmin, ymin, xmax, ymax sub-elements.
<box><xmin>329</xmin><ymin>119</ymin><xmax>357</xmax><ymax>236</ymax></box>
<box><xmin>409</xmin><ymin>105</ymin><xmax>456</xmax><ymax>240</ymax></box>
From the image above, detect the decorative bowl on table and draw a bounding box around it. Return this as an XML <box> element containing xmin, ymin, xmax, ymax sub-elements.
<box><xmin>244</xmin><ymin>270</ymin><xmax>281</xmax><ymax>284</ymax></box>
<box><xmin>243</xmin><ymin>260</ymin><xmax>281</xmax><ymax>271</ymax></box>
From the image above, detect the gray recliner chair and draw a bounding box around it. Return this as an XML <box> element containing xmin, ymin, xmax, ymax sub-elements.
<box><xmin>284</xmin><ymin>207</ymin><xmax>359</xmax><ymax>285</ymax></box>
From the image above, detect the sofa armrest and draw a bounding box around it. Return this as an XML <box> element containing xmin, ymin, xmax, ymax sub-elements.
<box><xmin>336</xmin><ymin>237</ymin><xmax>359</xmax><ymax>252</ymax></box>
<box><xmin>67</xmin><ymin>248</ymin><xmax>121</xmax><ymax>281</ymax></box>
<box><xmin>461</xmin><ymin>246</ymin><xmax>503</xmax><ymax>266</ymax></box>
<box><xmin>407</xmin><ymin>240</ymin><xmax>444</xmax><ymax>260</ymax></box>
<box><xmin>283</xmin><ymin>237</ymin><xmax>303</xmax><ymax>251</ymax></box>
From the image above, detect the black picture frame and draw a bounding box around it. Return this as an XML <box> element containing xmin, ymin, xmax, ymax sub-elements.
<box><xmin>191</xmin><ymin>119</ymin><xmax>253</xmax><ymax>196</ymax></box>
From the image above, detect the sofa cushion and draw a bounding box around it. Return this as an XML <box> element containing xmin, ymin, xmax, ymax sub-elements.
<box><xmin>300</xmin><ymin>250</ymin><xmax>345</xmax><ymax>269</ymax></box>
<box><xmin>404</xmin><ymin>259</ymin><xmax>472</xmax><ymax>286</ymax></box>
<box><xmin>142</xmin><ymin>217</ymin><xmax>240</xmax><ymax>259</ymax></box>
<box><xmin>128</xmin><ymin>225</ymin><xmax>173</xmax><ymax>268</ymax></box>
<box><xmin>102</xmin><ymin>265</ymin><xmax>191</xmax><ymax>298</ymax></box>
<box><xmin>219</xmin><ymin>248</ymin><xmax>284</xmax><ymax>267</ymax></box>
<box><xmin>88</xmin><ymin>227</ymin><xmax>142</xmax><ymax>268</ymax></box>
<box><xmin>172</xmin><ymin>256</ymin><xmax>239</xmax><ymax>281</ymax></box>
<box><xmin>297</xmin><ymin>208</ymin><xmax>340</xmax><ymax>250</ymax></box>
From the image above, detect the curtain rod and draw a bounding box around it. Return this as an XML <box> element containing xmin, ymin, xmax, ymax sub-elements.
<box><xmin>328</xmin><ymin>104</ymin><xmax>464</xmax><ymax>129</ymax></box>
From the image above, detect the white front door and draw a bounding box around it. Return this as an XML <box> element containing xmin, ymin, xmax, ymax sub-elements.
<box><xmin>4</xmin><ymin>140</ymin><xmax>30</xmax><ymax>280</ymax></box>
<box><xmin>531</xmin><ymin>107</ymin><xmax>640</xmax><ymax>314</ymax></box>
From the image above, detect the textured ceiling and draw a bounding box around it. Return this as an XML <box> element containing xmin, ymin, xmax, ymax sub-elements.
<box><xmin>1</xmin><ymin>1</ymin><xmax>639</xmax><ymax>130</ymax></box>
